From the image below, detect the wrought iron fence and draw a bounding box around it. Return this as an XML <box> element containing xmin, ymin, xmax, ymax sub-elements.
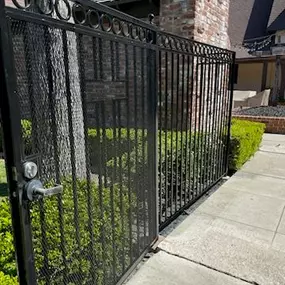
<box><xmin>0</xmin><ymin>0</ymin><xmax>234</xmax><ymax>284</ymax></box>
<box><xmin>156</xmin><ymin>32</ymin><xmax>235</xmax><ymax>229</ymax></box>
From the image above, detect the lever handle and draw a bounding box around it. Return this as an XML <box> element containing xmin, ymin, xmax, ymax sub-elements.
<box><xmin>25</xmin><ymin>180</ymin><xmax>63</xmax><ymax>201</ymax></box>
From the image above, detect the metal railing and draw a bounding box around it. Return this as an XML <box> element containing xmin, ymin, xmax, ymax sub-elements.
<box><xmin>156</xmin><ymin>32</ymin><xmax>235</xmax><ymax>229</ymax></box>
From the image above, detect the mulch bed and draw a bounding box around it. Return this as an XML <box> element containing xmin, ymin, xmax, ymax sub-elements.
<box><xmin>234</xmin><ymin>106</ymin><xmax>285</xmax><ymax>117</ymax></box>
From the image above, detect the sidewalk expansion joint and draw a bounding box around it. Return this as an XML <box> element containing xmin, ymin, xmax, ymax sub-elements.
<box><xmin>158</xmin><ymin>248</ymin><xmax>261</xmax><ymax>285</ymax></box>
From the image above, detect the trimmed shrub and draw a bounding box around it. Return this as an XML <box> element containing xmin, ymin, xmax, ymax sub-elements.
<box><xmin>0</xmin><ymin>177</ymin><xmax>136</xmax><ymax>285</ymax></box>
<box><xmin>158</xmin><ymin>131</ymin><xmax>223</xmax><ymax>205</ymax></box>
<box><xmin>229</xmin><ymin>119</ymin><xmax>265</xmax><ymax>171</ymax></box>
<box><xmin>0</xmin><ymin>271</ymin><xmax>18</xmax><ymax>285</ymax></box>
<box><xmin>88</xmin><ymin>128</ymin><xmax>147</xmax><ymax>175</ymax></box>
<box><xmin>0</xmin><ymin>199</ymin><xmax>17</xmax><ymax>282</ymax></box>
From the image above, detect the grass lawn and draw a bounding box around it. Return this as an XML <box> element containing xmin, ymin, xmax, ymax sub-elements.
<box><xmin>0</xmin><ymin>159</ymin><xmax>8</xmax><ymax>198</ymax></box>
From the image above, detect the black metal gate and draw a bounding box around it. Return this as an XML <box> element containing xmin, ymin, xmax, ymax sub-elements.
<box><xmin>0</xmin><ymin>1</ymin><xmax>158</xmax><ymax>284</ymax></box>
<box><xmin>0</xmin><ymin>0</ymin><xmax>235</xmax><ymax>284</ymax></box>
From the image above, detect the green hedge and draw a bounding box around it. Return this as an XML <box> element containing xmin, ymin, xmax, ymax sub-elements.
<box><xmin>2</xmin><ymin>120</ymin><xmax>261</xmax><ymax>283</ymax></box>
<box><xmin>0</xmin><ymin>176</ymin><xmax>135</xmax><ymax>285</ymax></box>
<box><xmin>158</xmin><ymin>131</ymin><xmax>222</xmax><ymax>202</ymax></box>
<box><xmin>229</xmin><ymin>119</ymin><xmax>265</xmax><ymax>171</ymax></box>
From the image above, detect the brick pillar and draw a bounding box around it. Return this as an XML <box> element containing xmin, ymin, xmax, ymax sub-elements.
<box><xmin>159</xmin><ymin>0</ymin><xmax>230</xmax><ymax>49</ymax></box>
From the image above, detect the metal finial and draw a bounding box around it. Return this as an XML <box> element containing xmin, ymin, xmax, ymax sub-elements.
<box><xmin>148</xmin><ymin>13</ymin><xmax>155</xmax><ymax>24</ymax></box>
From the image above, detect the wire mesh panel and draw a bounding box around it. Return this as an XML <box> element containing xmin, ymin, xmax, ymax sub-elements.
<box><xmin>157</xmin><ymin>33</ymin><xmax>235</xmax><ymax>229</ymax></box>
<box><xmin>2</xmin><ymin>1</ymin><xmax>157</xmax><ymax>284</ymax></box>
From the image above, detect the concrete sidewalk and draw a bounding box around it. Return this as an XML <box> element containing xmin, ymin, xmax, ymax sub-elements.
<box><xmin>126</xmin><ymin>134</ymin><xmax>285</xmax><ymax>285</ymax></box>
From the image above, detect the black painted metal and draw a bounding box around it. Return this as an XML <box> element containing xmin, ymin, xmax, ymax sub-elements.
<box><xmin>157</xmin><ymin>30</ymin><xmax>235</xmax><ymax>230</ymax></box>
<box><xmin>0</xmin><ymin>0</ymin><xmax>234</xmax><ymax>284</ymax></box>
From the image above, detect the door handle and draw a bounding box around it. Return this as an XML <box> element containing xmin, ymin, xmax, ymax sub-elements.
<box><xmin>24</xmin><ymin>179</ymin><xmax>63</xmax><ymax>201</ymax></box>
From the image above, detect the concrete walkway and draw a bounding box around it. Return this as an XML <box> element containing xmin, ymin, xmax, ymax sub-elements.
<box><xmin>126</xmin><ymin>134</ymin><xmax>285</xmax><ymax>285</ymax></box>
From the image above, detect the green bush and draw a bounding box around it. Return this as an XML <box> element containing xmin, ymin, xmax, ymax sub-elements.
<box><xmin>0</xmin><ymin>199</ymin><xmax>17</xmax><ymax>281</ymax></box>
<box><xmin>229</xmin><ymin>119</ymin><xmax>265</xmax><ymax>171</ymax></box>
<box><xmin>88</xmin><ymin>128</ymin><xmax>147</xmax><ymax>175</ymax></box>
<box><xmin>158</xmin><ymin>130</ymin><xmax>222</xmax><ymax>204</ymax></box>
<box><xmin>0</xmin><ymin>120</ymin><xmax>32</xmax><ymax>154</ymax></box>
<box><xmin>0</xmin><ymin>271</ymin><xmax>18</xmax><ymax>285</ymax></box>
<box><xmin>0</xmin><ymin>176</ymin><xmax>135</xmax><ymax>285</ymax></box>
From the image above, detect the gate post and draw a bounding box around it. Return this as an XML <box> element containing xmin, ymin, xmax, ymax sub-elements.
<box><xmin>0</xmin><ymin>1</ymin><xmax>36</xmax><ymax>284</ymax></box>
<box><xmin>225</xmin><ymin>52</ymin><xmax>236</xmax><ymax>173</ymax></box>
<box><xmin>147</xmin><ymin>15</ymin><xmax>158</xmax><ymax>238</ymax></box>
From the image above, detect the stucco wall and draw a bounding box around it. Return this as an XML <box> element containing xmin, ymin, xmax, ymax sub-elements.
<box><xmin>266</xmin><ymin>62</ymin><xmax>275</xmax><ymax>89</ymax></box>
<box><xmin>234</xmin><ymin>62</ymin><xmax>263</xmax><ymax>92</ymax></box>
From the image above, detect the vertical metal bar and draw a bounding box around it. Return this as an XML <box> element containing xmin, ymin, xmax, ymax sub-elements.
<box><xmin>169</xmin><ymin>52</ymin><xmax>175</xmax><ymax>218</ymax></box>
<box><xmin>110</xmin><ymin>40</ymin><xmax>115</xmax><ymax>81</ymax></box>
<box><xmin>180</xmin><ymin>54</ymin><xmax>185</xmax><ymax>208</ymax></box>
<box><xmin>99</xmin><ymin>38</ymin><xmax>103</xmax><ymax>80</ymax></box>
<box><xmin>188</xmin><ymin>55</ymin><xmax>195</xmax><ymax>202</ymax></box>
<box><xmin>95</xmin><ymin>102</ymin><xmax>107</xmax><ymax>283</ymax></box>
<box><xmin>23</xmin><ymin>23</ymin><xmax>38</xmax><ymax>155</ymax></box>
<box><xmin>218</xmin><ymin>62</ymin><xmax>228</xmax><ymax>177</ymax></box>
<box><xmin>22</xmin><ymin>22</ymin><xmax>50</xmax><ymax>284</ymax></box>
<box><xmin>225</xmin><ymin>53</ymin><xmax>235</xmax><ymax>173</ymax></box>
<box><xmin>158</xmin><ymin>50</ymin><xmax>162</xmax><ymax>225</ymax></box>
<box><xmin>116</xmin><ymin>41</ymin><xmax>120</xmax><ymax>81</ymax></box>
<box><xmin>117</xmin><ymin>99</ymin><xmax>125</xmax><ymax>273</ymax></box>
<box><xmin>0</xmin><ymin>4</ymin><xmax>37</xmax><ymax>283</ymax></box>
<box><xmin>92</xmin><ymin>37</ymin><xmax>98</xmax><ymax>80</ymax></box>
<box><xmin>184</xmin><ymin>54</ymin><xmax>190</xmax><ymax>205</ymax></box>
<box><xmin>125</xmin><ymin>43</ymin><xmax>133</xmax><ymax>264</ymax></box>
<box><xmin>141</xmin><ymin>47</ymin><xmax>146</xmax><ymax>244</ymax></box>
<box><xmin>215</xmin><ymin>62</ymin><xmax>224</xmax><ymax>180</ymax></box>
<box><xmin>44</xmin><ymin>27</ymin><xmax>67</xmax><ymax>283</ymax></box>
<box><xmin>147</xmin><ymin>29</ymin><xmax>158</xmax><ymax>238</ymax></box>
<box><xmin>100</xmin><ymin>101</ymin><xmax>108</xmax><ymax>282</ymax></box>
<box><xmin>212</xmin><ymin>63</ymin><xmax>221</xmax><ymax>182</ymax></box>
<box><xmin>164</xmin><ymin>51</ymin><xmax>168</xmax><ymax>223</ymax></box>
<box><xmin>175</xmin><ymin>53</ymin><xmax>179</xmax><ymax>212</ymax></box>
<box><xmin>77</xmin><ymin>33</ymin><xmax>97</xmax><ymax>282</ymax></box>
<box><xmin>197</xmin><ymin>56</ymin><xmax>204</xmax><ymax>196</ymax></box>
<box><xmin>192</xmin><ymin>56</ymin><xmax>200</xmax><ymax>199</ymax></box>
<box><xmin>133</xmin><ymin>45</ymin><xmax>140</xmax><ymax>256</ymax></box>
<box><xmin>200</xmin><ymin>56</ymin><xmax>207</xmax><ymax>194</ymax></box>
<box><xmin>111</xmin><ymin>99</ymin><xmax>117</xmax><ymax>283</ymax></box>
<box><xmin>62</xmin><ymin>29</ymin><xmax>84</xmax><ymax>279</ymax></box>
<box><xmin>205</xmin><ymin>57</ymin><xmax>212</xmax><ymax>188</ymax></box>
<box><xmin>208</xmin><ymin>59</ymin><xmax>216</xmax><ymax>187</ymax></box>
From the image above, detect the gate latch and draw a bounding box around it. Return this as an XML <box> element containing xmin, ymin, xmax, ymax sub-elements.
<box><xmin>24</xmin><ymin>180</ymin><xmax>63</xmax><ymax>201</ymax></box>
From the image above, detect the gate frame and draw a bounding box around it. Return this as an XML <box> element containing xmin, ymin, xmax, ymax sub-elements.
<box><xmin>0</xmin><ymin>1</ymin><xmax>159</xmax><ymax>284</ymax></box>
<box><xmin>0</xmin><ymin>0</ymin><xmax>37</xmax><ymax>284</ymax></box>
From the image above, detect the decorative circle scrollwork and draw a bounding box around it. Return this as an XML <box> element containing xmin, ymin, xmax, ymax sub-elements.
<box><xmin>87</xmin><ymin>9</ymin><xmax>100</xmax><ymax>29</ymax></box>
<box><xmin>112</xmin><ymin>18</ymin><xmax>121</xmax><ymax>35</ymax></box>
<box><xmin>169</xmin><ymin>37</ymin><xmax>175</xmax><ymax>49</ymax></box>
<box><xmin>35</xmin><ymin>0</ymin><xmax>54</xmax><ymax>15</ymax></box>
<box><xmin>55</xmin><ymin>0</ymin><xmax>71</xmax><ymax>21</ymax></box>
<box><xmin>72</xmin><ymin>3</ymin><xmax>87</xmax><ymax>25</ymax></box>
<box><xmin>12</xmin><ymin>0</ymin><xmax>31</xmax><ymax>9</ymax></box>
<box><xmin>121</xmin><ymin>22</ymin><xmax>130</xmax><ymax>37</ymax></box>
<box><xmin>130</xmin><ymin>25</ymin><xmax>139</xmax><ymax>39</ymax></box>
<box><xmin>100</xmin><ymin>14</ymin><xmax>112</xmax><ymax>32</ymax></box>
<box><xmin>138</xmin><ymin>28</ymin><xmax>146</xmax><ymax>42</ymax></box>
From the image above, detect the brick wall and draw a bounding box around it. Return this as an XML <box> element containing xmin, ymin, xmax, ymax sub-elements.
<box><xmin>233</xmin><ymin>115</ymin><xmax>285</xmax><ymax>135</ymax></box>
<box><xmin>159</xmin><ymin>0</ymin><xmax>230</xmax><ymax>49</ymax></box>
